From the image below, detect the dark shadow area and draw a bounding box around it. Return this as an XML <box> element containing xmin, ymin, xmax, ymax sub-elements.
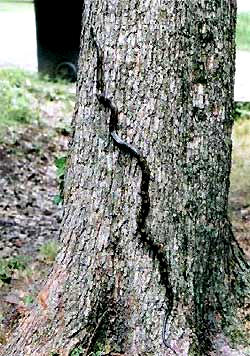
<box><xmin>34</xmin><ymin>0</ymin><xmax>83</xmax><ymax>81</ymax></box>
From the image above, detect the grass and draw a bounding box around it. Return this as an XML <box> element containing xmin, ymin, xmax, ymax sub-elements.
<box><xmin>39</xmin><ymin>240</ymin><xmax>60</xmax><ymax>263</ymax></box>
<box><xmin>0</xmin><ymin>73</ymin><xmax>40</xmax><ymax>127</ymax></box>
<box><xmin>0</xmin><ymin>68</ymin><xmax>75</xmax><ymax>132</ymax></box>
<box><xmin>230</xmin><ymin>117</ymin><xmax>250</xmax><ymax>207</ymax></box>
<box><xmin>236</xmin><ymin>12</ymin><xmax>250</xmax><ymax>51</ymax></box>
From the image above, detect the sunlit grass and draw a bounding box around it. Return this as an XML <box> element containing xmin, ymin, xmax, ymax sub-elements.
<box><xmin>230</xmin><ymin>118</ymin><xmax>250</xmax><ymax>207</ymax></box>
<box><xmin>236</xmin><ymin>12</ymin><xmax>250</xmax><ymax>51</ymax></box>
<box><xmin>0</xmin><ymin>68</ymin><xmax>75</xmax><ymax>131</ymax></box>
<box><xmin>0</xmin><ymin>68</ymin><xmax>40</xmax><ymax>127</ymax></box>
<box><xmin>39</xmin><ymin>240</ymin><xmax>60</xmax><ymax>264</ymax></box>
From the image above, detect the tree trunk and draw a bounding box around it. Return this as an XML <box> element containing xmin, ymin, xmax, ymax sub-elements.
<box><xmin>1</xmin><ymin>1</ymin><xmax>249</xmax><ymax>355</ymax></box>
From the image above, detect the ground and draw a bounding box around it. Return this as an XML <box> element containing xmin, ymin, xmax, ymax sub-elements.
<box><xmin>0</xmin><ymin>125</ymin><xmax>66</xmax><ymax>343</ymax></box>
<box><xmin>0</xmin><ymin>69</ymin><xmax>74</xmax><ymax>345</ymax></box>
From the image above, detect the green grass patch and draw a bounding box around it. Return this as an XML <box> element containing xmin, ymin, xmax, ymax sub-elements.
<box><xmin>0</xmin><ymin>68</ymin><xmax>40</xmax><ymax>127</ymax></box>
<box><xmin>0</xmin><ymin>68</ymin><xmax>75</xmax><ymax>132</ymax></box>
<box><xmin>230</xmin><ymin>116</ymin><xmax>250</xmax><ymax>207</ymax></box>
<box><xmin>0</xmin><ymin>77</ymin><xmax>39</xmax><ymax>126</ymax></box>
<box><xmin>236</xmin><ymin>12</ymin><xmax>250</xmax><ymax>51</ymax></box>
<box><xmin>39</xmin><ymin>240</ymin><xmax>60</xmax><ymax>263</ymax></box>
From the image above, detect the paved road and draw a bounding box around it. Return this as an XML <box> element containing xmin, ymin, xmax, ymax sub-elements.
<box><xmin>237</xmin><ymin>0</ymin><xmax>250</xmax><ymax>13</ymax></box>
<box><xmin>0</xmin><ymin>3</ymin><xmax>249</xmax><ymax>101</ymax></box>
<box><xmin>0</xmin><ymin>3</ymin><xmax>37</xmax><ymax>71</ymax></box>
<box><xmin>235</xmin><ymin>50</ymin><xmax>250</xmax><ymax>102</ymax></box>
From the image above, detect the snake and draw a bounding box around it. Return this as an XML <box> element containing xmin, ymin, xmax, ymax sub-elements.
<box><xmin>90</xmin><ymin>27</ymin><xmax>150</xmax><ymax>236</ymax></box>
<box><xmin>90</xmin><ymin>27</ymin><xmax>175</xmax><ymax>353</ymax></box>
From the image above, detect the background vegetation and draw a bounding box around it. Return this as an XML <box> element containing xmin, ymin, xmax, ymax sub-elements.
<box><xmin>236</xmin><ymin>12</ymin><xmax>250</xmax><ymax>51</ymax></box>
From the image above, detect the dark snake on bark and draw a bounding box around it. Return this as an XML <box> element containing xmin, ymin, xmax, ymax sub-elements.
<box><xmin>90</xmin><ymin>27</ymin><xmax>175</xmax><ymax>353</ymax></box>
<box><xmin>90</xmin><ymin>27</ymin><xmax>150</xmax><ymax>238</ymax></box>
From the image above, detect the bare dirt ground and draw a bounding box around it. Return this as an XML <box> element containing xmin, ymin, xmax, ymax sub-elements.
<box><xmin>0</xmin><ymin>96</ymin><xmax>72</xmax><ymax>344</ymax></box>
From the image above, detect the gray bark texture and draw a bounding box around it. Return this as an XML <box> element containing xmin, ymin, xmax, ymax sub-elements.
<box><xmin>1</xmin><ymin>0</ymin><xmax>249</xmax><ymax>355</ymax></box>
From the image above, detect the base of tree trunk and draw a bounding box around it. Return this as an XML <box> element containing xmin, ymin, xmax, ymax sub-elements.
<box><xmin>0</xmin><ymin>256</ymin><xmax>249</xmax><ymax>356</ymax></box>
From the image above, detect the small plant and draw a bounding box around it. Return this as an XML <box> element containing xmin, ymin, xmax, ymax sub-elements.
<box><xmin>0</xmin><ymin>256</ymin><xmax>29</xmax><ymax>283</ymax></box>
<box><xmin>53</xmin><ymin>155</ymin><xmax>67</xmax><ymax>205</ymax></box>
<box><xmin>7</xmin><ymin>255</ymin><xmax>28</xmax><ymax>270</ymax></box>
<box><xmin>234</xmin><ymin>102</ymin><xmax>250</xmax><ymax>120</ymax></box>
<box><xmin>90</xmin><ymin>352</ymin><xmax>104</xmax><ymax>356</ymax></box>
<box><xmin>88</xmin><ymin>341</ymin><xmax>107</xmax><ymax>356</ymax></box>
<box><xmin>70</xmin><ymin>345</ymin><xmax>84</xmax><ymax>356</ymax></box>
<box><xmin>39</xmin><ymin>240</ymin><xmax>59</xmax><ymax>263</ymax></box>
<box><xmin>23</xmin><ymin>294</ymin><xmax>34</xmax><ymax>306</ymax></box>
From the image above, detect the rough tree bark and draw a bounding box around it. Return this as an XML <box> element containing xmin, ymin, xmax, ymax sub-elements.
<box><xmin>1</xmin><ymin>0</ymin><xmax>249</xmax><ymax>355</ymax></box>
